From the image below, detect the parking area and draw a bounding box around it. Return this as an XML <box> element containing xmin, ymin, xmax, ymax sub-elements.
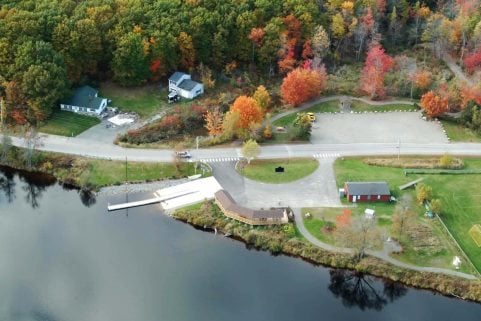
<box><xmin>211</xmin><ymin>159</ymin><xmax>341</xmax><ymax>209</ymax></box>
<box><xmin>310</xmin><ymin>112</ymin><xmax>448</xmax><ymax>144</ymax></box>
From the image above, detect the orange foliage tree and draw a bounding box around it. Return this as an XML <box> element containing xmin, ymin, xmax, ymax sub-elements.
<box><xmin>280</xmin><ymin>67</ymin><xmax>327</xmax><ymax>106</ymax></box>
<box><xmin>461</xmin><ymin>84</ymin><xmax>481</xmax><ymax>108</ymax></box>
<box><xmin>359</xmin><ymin>45</ymin><xmax>394</xmax><ymax>99</ymax></box>
<box><xmin>204</xmin><ymin>107</ymin><xmax>224</xmax><ymax>137</ymax></box>
<box><xmin>229</xmin><ymin>96</ymin><xmax>263</xmax><ymax>129</ymax></box>
<box><xmin>336</xmin><ymin>208</ymin><xmax>352</xmax><ymax>228</ymax></box>
<box><xmin>420</xmin><ymin>91</ymin><xmax>449</xmax><ymax>118</ymax></box>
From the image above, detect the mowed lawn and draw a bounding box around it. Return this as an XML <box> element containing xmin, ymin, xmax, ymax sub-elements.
<box><xmin>240</xmin><ymin>158</ymin><xmax>319</xmax><ymax>184</ymax></box>
<box><xmin>100</xmin><ymin>82</ymin><xmax>166</xmax><ymax>118</ymax></box>
<box><xmin>350</xmin><ymin>101</ymin><xmax>417</xmax><ymax>112</ymax></box>
<box><xmin>441</xmin><ymin>120</ymin><xmax>481</xmax><ymax>143</ymax></box>
<box><xmin>39</xmin><ymin>111</ymin><xmax>100</xmax><ymax>136</ymax></box>
<box><xmin>273</xmin><ymin>100</ymin><xmax>339</xmax><ymax>127</ymax></box>
<box><xmin>335</xmin><ymin>158</ymin><xmax>481</xmax><ymax>272</ymax></box>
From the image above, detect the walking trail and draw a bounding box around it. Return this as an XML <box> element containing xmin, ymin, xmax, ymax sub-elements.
<box><xmin>291</xmin><ymin>208</ymin><xmax>478</xmax><ymax>280</ymax></box>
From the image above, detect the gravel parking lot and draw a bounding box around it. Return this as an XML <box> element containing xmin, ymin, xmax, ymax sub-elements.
<box><xmin>311</xmin><ymin>112</ymin><xmax>448</xmax><ymax>144</ymax></box>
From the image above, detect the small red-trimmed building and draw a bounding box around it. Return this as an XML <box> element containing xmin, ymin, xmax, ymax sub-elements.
<box><xmin>344</xmin><ymin>182</ymin><xmax>391</xmax><ymax>203</ymax></box>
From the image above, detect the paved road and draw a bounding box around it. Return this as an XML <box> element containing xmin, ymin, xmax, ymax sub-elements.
<box><xmin>291</xmin><ymin>208</ymin><xmax>478</xmax><ymax>280</ymax></box>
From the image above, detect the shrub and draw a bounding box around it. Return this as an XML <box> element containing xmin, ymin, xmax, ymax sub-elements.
<box><xmin>439</xmin><ymin>154</ymin><xmax>454</xmax><ymax>169</ymax></box>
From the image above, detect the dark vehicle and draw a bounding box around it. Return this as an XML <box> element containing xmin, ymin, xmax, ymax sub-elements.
<box><xmin>168</xmin><ymin>92</ymin><xmax>180</xmax><ymax>103</ymax></box>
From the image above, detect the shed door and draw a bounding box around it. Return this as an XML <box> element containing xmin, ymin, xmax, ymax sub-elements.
<box><xmin>353</xmin><ymin>195</ymin><xmax>357</xmax><ymax>203</ymax></box>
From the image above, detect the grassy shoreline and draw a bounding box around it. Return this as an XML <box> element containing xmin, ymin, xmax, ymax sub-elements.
<box><xmin>0</xmin><ymin>146</ymin><xmax>199</xmax><ymax>190</ymax></box>
<box><xmin>173</xmin><ymin>202</ymin><xmax>481</xmax><ymax>302</ymax></box>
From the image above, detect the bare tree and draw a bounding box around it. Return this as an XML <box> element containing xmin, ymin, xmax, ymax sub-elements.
<box><xmin>23</xmin><ymin>127</ymin><xmax>43</xmax><ymax>168</ymax></box>
<box><xmin>1</xmin><ymin>133</ymin><xmax>12</xmax><ymax>162</ymax></box>
<box><xmin>391</xmin><ymin>194</ymin><xmax>417</xmax><ymax>239</ymax></box>
<box><xmin>336</xmin><ymin>215</ymin><xmax>382</xmax><ymax>261</ymax></box>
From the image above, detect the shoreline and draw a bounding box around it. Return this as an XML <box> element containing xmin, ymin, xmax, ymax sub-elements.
<box><xmin>172</xmin><ymin>202</ymin><xmax>481</xmax><ymax>303</ymax></box>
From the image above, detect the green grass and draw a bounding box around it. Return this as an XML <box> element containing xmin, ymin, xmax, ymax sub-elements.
<box><xmin>239</xmin><ymin>158</ymin><xmax>319</xmax><ymax>184</ymax></box>
<box><xmin>80</xmin><ymin>160</ymin><xmax>198</xmax><ymax>188</ymax></box>
<box><xmin>335</xmin><ymin>157</ymin><xmax>481</xmax><ymax>272</ymax></box>
<box><xmin>38</xmin><ymin>111</ymin><xmax>100</xmax><ymax>136</ymax></box>
<box><xmin>350</xmin><ymin>101</ymin><xmax>417</xmax><ymax>112</ymax></box>
<box><xmin>441</xmin><ymin>120</ymin><xmax>481</xmax><ymax>143</ymax></box>
<box><xmin>100</xmin><ymin>82</ymin><xmax>169</xmax><ymax>118</ymax></box>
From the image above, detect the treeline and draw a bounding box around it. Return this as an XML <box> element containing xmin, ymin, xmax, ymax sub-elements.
<box><xmin>1</xmin><ymin>0</ymin><xmax>481</xmax><ymax>123</ymax></box>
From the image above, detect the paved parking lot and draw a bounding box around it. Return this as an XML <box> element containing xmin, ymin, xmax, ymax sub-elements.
<box><xmin>211</xmin><ymin>159</ymin><xmax>341</xmax><ymax>209</ymax></box>
<box><xmin>310</xmin><ymin>112</ymin><xmax>448</xmax><ymax>144</ymax></box>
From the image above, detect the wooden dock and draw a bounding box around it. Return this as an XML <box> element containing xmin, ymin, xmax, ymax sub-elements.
<box><xmin>107</xmin><ymin>191</ymin><xmax>195</xmax><ymax>211</ymax></box>
<box><xmin>399</xmin><ymin>177</ymin><xmax>424</xmax><ymax>190</ymax></box>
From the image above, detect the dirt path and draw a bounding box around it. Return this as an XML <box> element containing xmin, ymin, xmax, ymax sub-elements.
<box><xmin>442</xmin><ymin>54</ymin><xmax>476</xmax><ymax>86</ymax></box>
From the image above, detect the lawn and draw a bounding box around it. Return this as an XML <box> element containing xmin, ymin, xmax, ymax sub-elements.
<box><xmin>441</xmin><ymin>120</ymin><xmax>481</xmax><ymax>143</ymax></box>
<box><xmin>350</xmin><ymin>101</ymin><xmax>417</xmax><ymax>112</ymax></box>
<box><xmin>239</xmin><ymin>158</ymin><xmax>319</xmax><ymax>184</ymax></box>
<box><xmin>334</xmin><ymin>157</ymin><xmax>481</xmax><ymax>273</ymax></box>
<box><xmin>38</xmin><ymin>111</ymin><xmax>100</xmax><ymax>136</ymax></box>
<box><xmin>100</xmin><ymin>82</ymin><xmax>170</xmax><ymax>118</ymax></box>
<box><xmin>79</xmin><ymin>159</ymin><xmax>199</xmax><ymax>188</ymax></box>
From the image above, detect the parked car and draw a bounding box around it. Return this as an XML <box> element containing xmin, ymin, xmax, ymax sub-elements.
<box><xmin>168</xmin><ymin>92</ymin><xmax>180</xmax><ymax>103</ymax></box>
<box><xmin>175</xmin><ymin>151</ymin><xmax>191</xmax><ymax>159</ymax></box>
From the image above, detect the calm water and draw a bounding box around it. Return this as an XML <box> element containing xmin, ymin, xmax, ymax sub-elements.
<box><xmin>1</xmin><ymin>167</ymin><xmax>480</xmax><ymax>321</ymax></box>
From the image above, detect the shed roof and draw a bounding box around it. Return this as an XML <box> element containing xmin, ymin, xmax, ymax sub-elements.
<box><xmin>169</xmin><ymin>71</ymin><xmax>188</xmax><ymax>83</ymax></box>
<box><xmin>345</xmin><ymin>182</ymin><xmax>390</xmax><ymax>196</ymax></box>
<box><xmin>63</xmin><ymin>86</ymin><xmax>104</xmax><ymax>110</ymax></box>
<box><xmin>178</xmin><ymin>79</ymin><xmax>201</xmax><ymax>91</ymax></box>
<box><xmin>215</xmin><ymin>190</ymin><xmax>285</xmax><ymax>220</ymax></box>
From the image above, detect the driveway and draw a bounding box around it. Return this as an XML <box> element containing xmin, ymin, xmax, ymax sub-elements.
<box><xmin>76</xmin><ymin>120</ymin><xmax>133</xmax><ymax>144</ymax></box>
<box><xmin>311</xmin><ymin>112</ymin><xmax>448</xmax><ymax>144</ymax></box>
<box><xmin>211</xmin><ymin>159</ymin><xmax>341</xmax><ymax>209</ymax></box>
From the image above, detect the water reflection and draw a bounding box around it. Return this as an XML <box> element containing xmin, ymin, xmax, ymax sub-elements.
<box><xmin>79</xmin><ymin>189</ymin><xmax>96</xmax><ymax>207</ymax></box>
<box><xmin>0</xmin><ymin>169</ymin><xmax>16</xmax><ymax>203</ymax></box>
<box><xmin>19</xmin><ymin>171</ymin><xmax>56</xmax><ymax>209</ymax></box>
<box><xmin>328</xmin><ymin>269</ymin><xmax>406</xmax><ymax>311</ymax></box>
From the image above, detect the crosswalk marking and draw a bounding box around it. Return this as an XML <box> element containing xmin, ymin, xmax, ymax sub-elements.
<box><xmin>313</xmin><ymin>153</ymin><xmax>341</xmax><ymax>159</ymax></box>
<box><xmin>200</xmin><ymin>157</ymin><xmax>241</xmax><ymax>163</ymax></box>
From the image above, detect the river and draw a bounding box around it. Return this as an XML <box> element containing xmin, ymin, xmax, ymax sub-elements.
<box><xmin>0</xmin><ymin>167</ymin><xmax>480</xmax><ymax>321</ymax></box>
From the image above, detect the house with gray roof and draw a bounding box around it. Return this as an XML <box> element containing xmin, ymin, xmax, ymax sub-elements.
<box><xmin>168</xmin><ymin>72</ymin><xmax>204</xmax><ymax>99</ymax></box>
<box><xmin>214</xmin><ymin>190</ymin><xmax>288</xmax><ymax>225</ymax></box>
<box><xmin>60</xmin><ymin>85</ymin><xmax>107</xmax><ymax>115</ymax></box>
<box><xmin>344</xmin><ymin>181</ymin><xmax>391</xmax><ymax>203</ymax></box>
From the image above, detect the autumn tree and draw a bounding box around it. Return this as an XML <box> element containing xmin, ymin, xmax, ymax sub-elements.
<box><xmin>360</xmin><ymin>45</ymin><xmax>394</xmax><ymax>99</ymax></box>
<box><xmin>463</xmin><ymin>49</ymin><xmax>481</xmax><ymax>74</ymax></box>
<box><xmin>420</xmin><ymin>91</ymin><xmax>449</xmax><ymax>118</ymax></box>
<box><xmin>204</xmin><ymin>107</ymin><xmax>224</xmax><ymax>137</ymax></box>
<box><xmin>281</xmin><ymin>67</ymin><xmax>328</xmax><ymax>106</ymax></box>
<box><xmin>252</xmin><ymin>85</ymin><xmax>271</xmax><ymax>111</ymax></box>
<box><xmin>311</xmin><ymin>25</ymin><xmax>330</xmax><ymax>60</ymax></box>
<box><xmin>229</xmin><ymin>96</ymin><xmax>263</xmax><ymax>130</ymax></box>
<box><xmin>241</xmin><ymin>139</ymin><xmax>260</xmax><ymax>164</ymax></box>
<box><xmin>112</xmin><ymin>32</ymin><xmax>150</xmax><ymax>86</ymax></box>
<box><xmin>430</xmin><ymin>199</ymin><xmax>442</xmax><ymax>215</ymax></box>
<box><xmin>222</xmin><ymin>111</ymin><xmax>240</xmax><ymax>139</ymax></box>
<box><xmin>178</xmin><ymin>32</ymin><xmax>195</xmax><ymax>70</ymax></box>
<box><xmin>248</xmin><ymin>27</ymin><xmax>265</xmax><ymax>62</ymax></box>
<box><xmin>415</xmin><ymin>183</ymin><xmax>432</xmax><ymax>204</ymax></box>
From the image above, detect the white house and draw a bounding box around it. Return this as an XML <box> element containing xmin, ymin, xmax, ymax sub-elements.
<box><xmin>60</xmin><ymin>85</ymin><xmax>108</xmax><ymax>115</ymax></box>
<box><xmin>168</xmin><ymin>72</ymin><xmax>204</xmax><ymax>99</ymax></box>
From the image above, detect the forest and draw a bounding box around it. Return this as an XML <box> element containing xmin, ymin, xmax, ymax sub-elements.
<box><xmin>1</xmin><ymin>0</ymin><xmax>481</xmax><ymax>130</ymax></box>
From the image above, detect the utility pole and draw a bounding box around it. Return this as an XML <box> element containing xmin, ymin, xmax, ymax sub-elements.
<box><xmin>397</xmin><ymin>138</ymin><xmax>401</xmax><ymax>160</ymax></box>
<box><xmin>0</xmin><ymin>97</ymin><xmax>4</xmax><ymax>131</ymax></box>
<box><xmin>196</xmin><ymin>136</ymin><xmax>199</xmax><ymax>150</ymax></box>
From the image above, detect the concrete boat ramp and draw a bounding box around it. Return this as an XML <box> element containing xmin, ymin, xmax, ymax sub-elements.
<box><xmin>107</xmin><ymin>177</ymin><xmax>222</xmax><ymax>212</ymax></box>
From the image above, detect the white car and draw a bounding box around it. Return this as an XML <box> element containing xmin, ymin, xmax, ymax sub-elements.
<box><xmin>175</xmin><ymin>151</ymin><xmax>191</xmax><ymax>159</ymax></box>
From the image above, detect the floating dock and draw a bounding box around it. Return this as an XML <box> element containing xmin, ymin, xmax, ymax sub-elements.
<box><xmin>107</xmin><ymin>191</ymin><xmax>195</xmax><ymax>211</ymax></box>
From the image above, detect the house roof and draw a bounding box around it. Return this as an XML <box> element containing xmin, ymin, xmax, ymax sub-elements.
<box><xmin>345</xmin><ymin>182</ymin><xmax>390</xmax><ymax>195</ymax></box>
<box><xmin>169</xmin><ymin>71</ymin><xmax>188</xmax><ymax>83</ymax></box>
<box><xmin>215</xmin><ymin>190</ymin><xmax>285</xmax><ymax>220</ymax></box>
<box><xmin>63</xmin><ymin>86</ymin><xmax>104</xmax><ymax>110</ymax></box>
<box><xmin>178</xmin><ymin>79</ymin><xmax>201</xmax><ymax>91</ymax></box>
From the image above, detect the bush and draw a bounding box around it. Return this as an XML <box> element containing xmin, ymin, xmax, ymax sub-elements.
<box><xmin>439</xmin><ymin>154</ymin><xmax>454</xmax><ymax>169</ymax></box>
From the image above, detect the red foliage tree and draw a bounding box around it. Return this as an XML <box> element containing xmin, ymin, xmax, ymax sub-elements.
<box><xmin>359</xmin><ymin>45</ymin><xmax>394</xmax><ymax>99</ymax></box>
<box><xmin>281</xmin><ymin>67</ymin><xmax>328</xmax><ymax>106</ymax></box>
<box><xmin>420</xmin><ymin>91</ymin><xmax>449</xmax><ymax>118</ymax></box>
<box><xmin>336</xmin><ymin>209</ymin><xmax>352</xmax><ymax>228</ymax></box>
<box><xmin>463</xmin><ymin>48</ymin><xmax>481</xmax><ymax>74</ymax></box>
<box><xmin>229</xmin><ymin>96</ymin><xmax>263</xmax><ymax>129</ymax></box>
<box><xmin>461</xmin><ymin>85</ymin><xmax>481</xmax><ymax>107</ymax></box>
<box><xmin>248</xmin><ymin>27</ymin><xmax>265</xmax><ymax>46</ymax></box>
